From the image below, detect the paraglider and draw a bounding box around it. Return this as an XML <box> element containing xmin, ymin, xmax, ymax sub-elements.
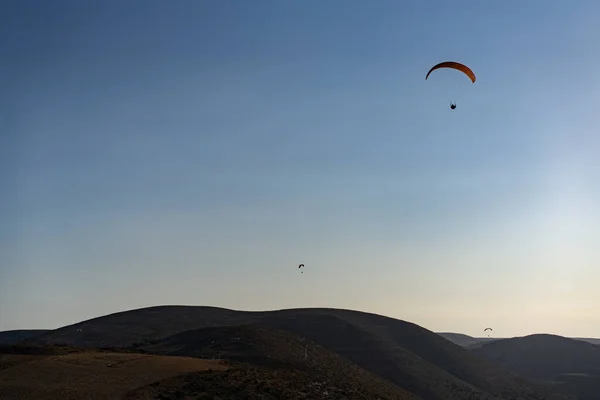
<box><xmin>298</xmin><ymin>263</ymin><xmax>304</xmax><ymax>273</ymax></box>
<box><xmin>425</xmin><ymin>61</ymin><xmax>476</xmax><ymax>110</ymax></box>
<box><xmin>484</xmin><ymin>327</ymin><xmax>493</xmax><ymax>338</ymax></box>
<box><xmin>426</xmin><ymin>61</ymin><xmax>476</xmax><ymax>83</ymax></box>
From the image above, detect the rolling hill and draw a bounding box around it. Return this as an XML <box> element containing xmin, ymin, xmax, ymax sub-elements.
<box><xmin>471</xmin><ymin>334</ymin><xmax>600</xmax><ymax>379</ymax></box>
<box><xmin>0</xmin><ymin>330</ymin><xmax>51</xmax><ymax>346</ymax></box>
<box><xmin>573</xmin><ymin>338</ymin><xmax>600</xmax><ymax>346</ymax></box>
<box><xmin>471</xmin><ymin>334</ymin><xmax>600</xmax><ymax>400</ymax></box>
<box><xmin>438</xmin><ymin>332</ymin><xmax>600</xmax><ymax>348</ymax></box>
<box><xmin>437</xmin><ymin>333</ymin><xmax>499</xmax><ymax>348</ymax></box>
<box><xmin>137</xmin><ymin>324</ymin><xmax>420</xmax><ymax>399</ymax></box>
<box><xmin>26</xmin><ymin>305</ymin><xmax>570</xmax><ymax>400</ymax></box>
<box><xmin>0</xmin><ymin>341</ymin><xmax>417</xmax><ymax>400</ymax></box>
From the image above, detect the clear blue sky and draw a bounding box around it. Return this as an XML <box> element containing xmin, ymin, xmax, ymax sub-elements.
<box><xmin>2</xmin><ymin>0</ymin><xmax>599</xmax><ymax>337</ymax></box>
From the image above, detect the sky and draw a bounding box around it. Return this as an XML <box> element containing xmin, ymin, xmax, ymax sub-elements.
<box><xmin>1</xmin><ymin>0</ymin><xmax>599</xmax><ymax>338</ymax></box>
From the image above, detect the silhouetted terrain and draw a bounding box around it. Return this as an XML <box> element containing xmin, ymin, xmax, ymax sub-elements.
<box><xmin>437</xmin><ymin>333</ymin><xmax>499</xmax><ymax>347</ymax></box>
<box><xmin>573</xmin><ymin>338</ymin><xmax>600</xmax><ymax>346</ymax></box>
<box><xmin>471</xmin><ymin>334</ymin><xmax>600</xmax><ymax>400</ymax></box>
<box><xmin>125</xmin><ymin>364</ymin><xmax>416</xmax><ymax>400</ymax></box>
<box><xmin>22</xmin><ymin>305</ymin><xmax>571</xmax><ymax>400</ymax></box>
<box><xmin>0</xmin><ymin>340</ymin><xmax>418</xmax><ymax>400</ymax></box>
<box><xmin>438</xmin><ymin>332</ymin><xmax>600</xmax><ymax>348</ymax></box>
<box><xmin>0</xmin><ymin>330</ymin><xmax>50</xmax><ymax>345</ymax></box>
<box><xmin>137</xmin><ymin>324</ymin><xmax>419</xmax><ymax>399</ymax></box>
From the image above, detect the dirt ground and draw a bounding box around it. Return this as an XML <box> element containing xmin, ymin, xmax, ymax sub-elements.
<box><xmin>0</xmin><ymin>352</ymin><xmax>227</xmax><ymax>400</ymax></box>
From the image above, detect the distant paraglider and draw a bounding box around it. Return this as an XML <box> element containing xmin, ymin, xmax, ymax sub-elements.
<box><xmin>426</xmin><ymin>61</ymin><xmax>476</xmax><ymax>110</ymax></box>
<box><xmin>298</xmin><ymin>263</ymin><xmax>304</xmax><ymax>273</ymax></box>
<box><xmin>484</xmin><ymin>327</ymin><xmax>493</xmax><ymax>338</ymax></box>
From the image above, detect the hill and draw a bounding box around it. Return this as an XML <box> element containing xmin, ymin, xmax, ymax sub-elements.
<box><xmin>125</xmin><ymin>363</ymin><xmax>414</xmax><ymax>400</ymax></box>
<box><xmin>471</xmin><ymin>334</ymin><xmax>600</xmax><ymax>400</ymax></box>
<box><xmin>137</xmin><ymin>324</ymin><xmax>419</xmax><ymax>399</ymax></box>
<box><xmin>260</xmin><ymin>310</ymin><xmax>569</xmax><ymax>400</ymax></box>
<box><xmin>437</xmin><ymin>333</ymin><xmax>499</xmax><ymax>347</ymax></box>
<box><xmin>471</xmin><ymin>334</ymin><xmax>600</xmax><ymax>379</ymax></box>
<box><xmin>29</xmin><ymin>305</ymin><xmax>570</xmax><ymax>400</ymax></box>
<box><xmin>0</xmin><ymin>330</ymin><xmax>51</xmax><ymax>346</ymax></box>
<box><xmin>438</xmin><ymin>332</ymin><xmax>600</xmax><ymax>348</ymax></box>
<box><xmin>573</xmin><ymin>338</ymin><xmax>600</xmax><ymax>346</ymax></box>
<box><xmin>0</xmin><ymin>342</ymin><xmax>416</xmax><ymax>400</ymax></box>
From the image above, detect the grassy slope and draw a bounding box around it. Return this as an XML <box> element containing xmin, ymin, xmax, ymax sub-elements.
<box><xmin>125</xmin><ymin>365</ymin><xmax>411</xmax><ymax>400</ymax></box>
<box><xmin>0</xmin><ymin>348</ymin><xmax>226</xmax><ymax>400</ymax></box>
<box><xmin>0</xmin><ymin>336</ymin><xmax>418</xmax><ymax>400</ymax></box>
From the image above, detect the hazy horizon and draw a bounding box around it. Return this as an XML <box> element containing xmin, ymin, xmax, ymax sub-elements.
<box><xmin>2</xmin><ymin>1</ymin><xmax>599</xmax><ymax>337</ymax></box>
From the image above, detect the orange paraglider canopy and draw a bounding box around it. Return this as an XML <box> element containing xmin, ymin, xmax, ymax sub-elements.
<box><xmin>425</xmin><ymin>61</ymin><xmax>476</xmax><ymax>83</ymax></box>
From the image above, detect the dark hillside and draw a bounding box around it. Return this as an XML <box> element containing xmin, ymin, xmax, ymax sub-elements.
<box><xmin>573</xmin><ymin>338</ymin><xmax>600</xmax><ymax>346</ymax></box>
<box><xmin>30</xmin><ymin>306</ymin><xmax>248</xmax><ymax>348</ymax></box>
<box><xmin>437</xmin><ymin>332</ymin><xmax>499</xmax><ymax>347</ymax></box>
<box><xmin>31</xmin><ymin>306</ymin><xmax>571</xmax><ymax>400</ymax></box>
<box><xmin>264</xmin><ymin>309</ymin><xmax>567</xmax><ymax>400</ymax></box>
<box><xmin>0</xmin><ymin>330</ymin><xmax>50</xmax><ymax>345</ymax></box>
<box><xmin>471</xmin><ymin>334</ymin><xmax>600</xmax><ymax>400</ymax></box>
<box><xmin>138</xmin><ymin>324</ymin><xmax>420</xmax><ymax>400</ymax></box>
<box><xmin>471</xmin><ymin>334</ymin><xmax>600</xmax><ymax>380</ymax></box>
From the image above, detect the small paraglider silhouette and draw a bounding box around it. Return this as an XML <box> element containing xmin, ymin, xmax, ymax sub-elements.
<box><xmin>298</xmin><ymin>263</ymin><xmax>304</xmax><ymax>273</ymax></box>
<box><xmin>484</xmin><ymin>327</ymin><xmax>493</xmax><ymax>338</ymax></box>
<box><xmin>426</xmin><ymin>61</ymin><xmax>475</xmax><ymax>109</ymax></box>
